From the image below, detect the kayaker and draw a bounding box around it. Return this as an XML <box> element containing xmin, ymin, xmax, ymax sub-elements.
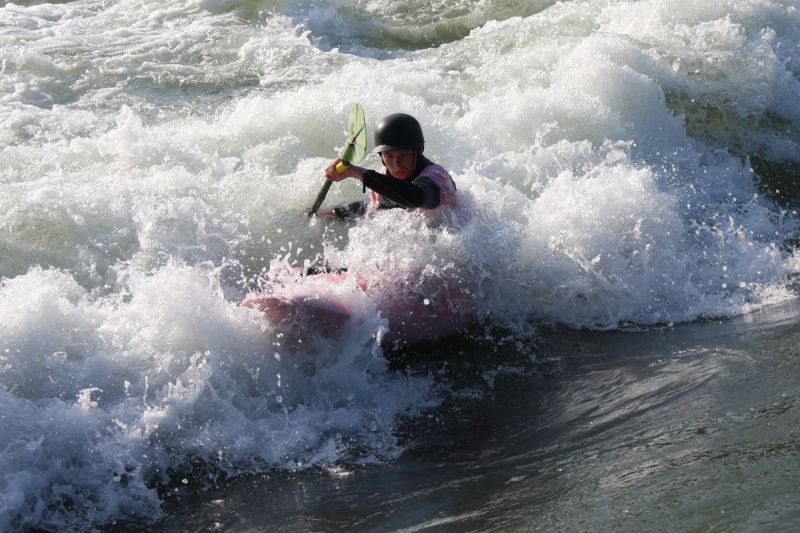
<box><xmin>321</xmin><ymin>113</ymin><xmax>457</xmax><ymax>219</ymax></box>
<box><xmin>242</xmin><ymin>114</ymin><xmax>473</xmax><ymax>335</ymax></box>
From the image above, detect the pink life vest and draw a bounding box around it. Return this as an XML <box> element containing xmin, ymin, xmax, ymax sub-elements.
<box><xmin>368</xmin><ymin>163</ymin><xmax>457</xmax><ymax>213</ymax></box>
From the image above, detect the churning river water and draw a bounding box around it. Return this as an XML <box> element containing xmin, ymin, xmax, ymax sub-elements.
<box><xmin>2</xmin><ymin>0</ymin><xmax>800</xmax><ymax>530</ymax></box>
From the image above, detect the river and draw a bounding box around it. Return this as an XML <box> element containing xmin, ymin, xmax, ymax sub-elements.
<box><xmin>1</xmin><ymin>0</ymin><xmax>799</xmax><ymax>530</ymax></box>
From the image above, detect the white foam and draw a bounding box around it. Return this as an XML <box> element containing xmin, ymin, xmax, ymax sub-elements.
<box><xmin>2</xmin><ymin>0</ymin><xmax>800</xmax><ymax>529</ymax></box>
<box><xmin>0</xmin><ymin>263</ymin><xmax>434</xmax><ymax>529</ymax></box>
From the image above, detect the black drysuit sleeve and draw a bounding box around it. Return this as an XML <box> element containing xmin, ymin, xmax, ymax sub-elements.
<box><xmin>361</xmin><ymin>170</ymin><xmax>440</xmax><ymax>209</ymax></box>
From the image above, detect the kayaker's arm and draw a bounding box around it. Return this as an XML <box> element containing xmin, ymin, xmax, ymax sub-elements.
<box><xmin>323</xmin><ymin>159</ymin><xmax>441</xmax><ymax>212</ymax></box>
<box><xmin>362</xmin><ymin>170</ymin><xmax>440</xmax><ymax>209</ymax></box>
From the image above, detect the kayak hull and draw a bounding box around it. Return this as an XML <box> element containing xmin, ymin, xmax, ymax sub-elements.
<box><xmin>241</xmin><ymin>271</ymin><xmax>476</xmax><ymax>346</ymax></box>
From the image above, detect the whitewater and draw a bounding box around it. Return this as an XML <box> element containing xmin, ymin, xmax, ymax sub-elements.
<box><xmin>2</xmin><ymin>0</ymin><xmax>800</xmax><ymax>530</ymax></box>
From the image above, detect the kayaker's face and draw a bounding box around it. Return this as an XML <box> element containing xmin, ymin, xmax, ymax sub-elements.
<box><xmin>381</xmin><ymin>149</ymin><xmax>416</xmax><ymax>179</ymax></box>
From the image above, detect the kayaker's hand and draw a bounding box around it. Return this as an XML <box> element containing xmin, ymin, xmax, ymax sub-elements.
<box><xmin>314</xmin><ymin>207</ymin><xmax>338</xmax><ymax>221</ymax></box>
<box><xmin>325</xmin><ymin>159</ymin><xmax>363</xmax><ymax>182</ymax></box>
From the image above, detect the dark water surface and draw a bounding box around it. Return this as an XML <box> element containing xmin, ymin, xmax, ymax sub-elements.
<box><xmin>162</xmin><ymin>298</ymin><xmax>800</xmax><ymax>532</ymax></box>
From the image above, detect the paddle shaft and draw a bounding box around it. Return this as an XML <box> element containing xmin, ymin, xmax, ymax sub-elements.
<box><xmin>308</xmin><ymin>104</ymin><xmax>364</xmax><ymax>217</ymax></box>
<box><xmin>307</xmin><ymin>152</ymin><xmax>353</xmax><ymax>217</ymax></box>
<box><xmin>308</xmin><ymin>179</ymin><xmax>333</xmax><ymax>217</ymax></box>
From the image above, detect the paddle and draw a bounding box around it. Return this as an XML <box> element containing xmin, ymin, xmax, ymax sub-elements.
<box><xmin>308</xmin><ymin>103</ymin><xmax>367</xmax><ymax>217</ymax></box>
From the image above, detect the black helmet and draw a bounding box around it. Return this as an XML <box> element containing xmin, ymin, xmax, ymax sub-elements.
<box><xmin>373</xmin><ymin>113</ymin><xmax>425</xmax><ymax>153</ymax></box>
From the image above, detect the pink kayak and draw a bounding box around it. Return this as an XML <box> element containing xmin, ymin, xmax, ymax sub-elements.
<box><xmin>241</xmin><ymin>270</ymin><xmax>477</xmax><ymax>346</ymax></box>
